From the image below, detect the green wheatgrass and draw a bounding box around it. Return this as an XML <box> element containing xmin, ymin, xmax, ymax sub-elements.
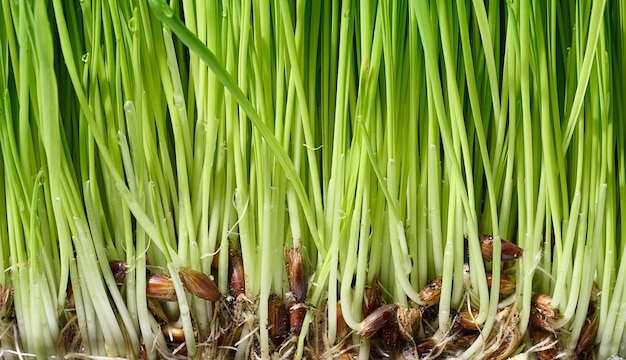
<box><xmin>1</xmin><ymin>0</ymin><xmax>624</xmax><ymax>359</ymax></box>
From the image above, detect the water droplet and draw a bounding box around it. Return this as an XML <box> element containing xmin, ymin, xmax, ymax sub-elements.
<box><xmin>124</xmin><ymin>101</ymin><xmax>135</xmax><ymax>113</ymax></box>
<box><xmin>129</xmin><ymin>17</ymin><xmax>137</xmax><ymax>32</ymax></box>
<box><xmin>174</xmin><ymin>94</ymin><xmax>185</xmax><ymax>109</ymax></box>
<box><xmin>81</xmin><ymin>53</ymin><xmax>89</xmax><ymax>63</ymax></box>
<box><xmin>222</xmin><ymin>10</ymin><xmax>227</xmax><ymax>17</ymax></box>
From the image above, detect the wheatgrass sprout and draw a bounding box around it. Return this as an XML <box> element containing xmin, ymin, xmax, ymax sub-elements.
<box><xmin>0</xmin><ymin>0</ymin><xmax>625</xmax><ymax>359</ymax></box>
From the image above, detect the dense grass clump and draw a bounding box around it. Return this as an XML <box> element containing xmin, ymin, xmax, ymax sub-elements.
<box><xmin>0</xmin><ymin>0</ymin><xmax>624</xmax><ymax>359</ymax></box>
